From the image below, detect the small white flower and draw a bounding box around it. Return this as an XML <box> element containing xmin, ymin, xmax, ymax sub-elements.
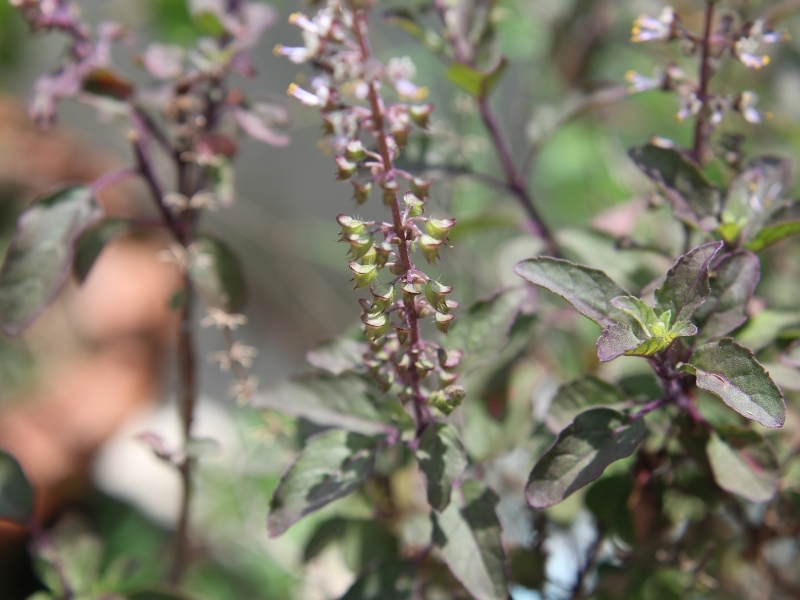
<box><xmin>625</xmin><ymin>70</ymin><xmax>661</xmax><ymax>93</ymax></box>
<box><xmin>287</xmin><ymin>83</ymin><xmax>322</xmax><ymax>106</ymax></box>
<box><xmin>675</xmin><ymin>92</ymin><xmax>702</xmax><ymax>121</ymax></box>
<box><xmin>385</xmin><ymin>56</ymin><xmax>427</xmax><ymax>100</ymax></box>
<box><xmin>157</xmin><ymin>243</ymin><xmax>189</xmax><ymax>272</ymax></box>
<box><xmin>200</xmin><ymin>308</ymin><xmax>248</xmax><ymax>330</ymax></box>
<box><xmin>738</xmin><ymin>91</ymin><xmax>764</xmax><ymax>124</ymax></box>
<box><xmin>631</xmin><ymin>7</ymin><xmax>675</xmax><ymax>43</ymax></box>
<box><xmin>229</xmin><ymin>375</ymin><xmax>259</xmax><ymax>405</ymax></box>
<box><xmin>229</xmin><ymin>341</ymin><xmax>258</xmax><ymax>368</ymax></box>
<box><xmin>163</xmin><ymin>192</ymin><xmax>189</xmax><ymax>211</ymax></box>
<box><xmin>208</xmin><ymin>350</ymin><xmax>233</xmax><ymax>371</ymax></box>
<box><xmin>189</xmin><ymin>190</ymin><xmax>218</xmax><ymax>211</ymax></box>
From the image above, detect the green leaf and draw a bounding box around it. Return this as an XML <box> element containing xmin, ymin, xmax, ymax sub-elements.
<box><xmin>596</xmin><ymin>323</ymin><xmax>644</xmax><ymax>362</ymax></box>
<box><xmin>546</xmin><ymin>376</ymin><xmax>627</xmax><ymax>433</ymax></box>
<box><xmin>684</xmin><ymin>338</ymin><xmax>785</xmax><ymax>428</ymax></box>
<box><xmin>0</xmin><ymin>186</ymin><xmax>100</xmax><ymax>336</ymax></box>
<box><xmin>416</xmin><ymin>423</ymin><xmax>468</xmax><ymax>511</ymax></box>
<box><xmin>306</xmin><ymin>338</ymin><xmax>369</xmax><ymax>376</ymax></box>
<box><xmin>302</xmin><ymin>517</ymin><xmax>349</xmax><ymax>563</ymax></box>
<box><xmin>33</xmin><ymin>519</ymin><xmax>103</xmax><ymax>596</ymax></box>
<box><xmin>526</xmin><ymin>408</ymin><xmax>646</xmax><ymax>508</ymax></box>
<box><xmin>706</xmin><ymin>425</ymin><xmax>779</xmax><ymax>503</ymax></box>
<box><xmin>72</xmin><ymin>218</ymin><xmax>132</xmax><ymax>283</ymax></box>
<box><xmin>628</xmin><ymin>144</ymin><xmax>720</xmax><ymax>226</ymax></box>
<box><xmin>188</xmin><ymin>234</ymin><xmax>246</xmax><ymax>312</ymax></box>
<box><xmin>339</xmin><ymin>561</ymin><xmax>415</xmax><ymax>600</ymax></box>
<box><xmin>431</xmin><ymin>481</ymin><xmax>508</xmax><ymax>600</ymax></box>
<box><xmin>694</xmin><ymin>250</ymin><xmax>760</xmax><ymax>342</ymax></box>
<box><xmin>655</xmin><ymin>241</ymin><xmax>723</xmax><ymax>326</ymax></box>
<box><xmin>514</xmin><ymin>257</ymin><xmax>630</xmax><ymax>327</ymax></box>
<box><xmin>746</xmin><ymin>219</ymin><xmax>800</xmax><ymax>252</ymax></box>
<box><xmin>0</xmin><ymin>449</ymin><xmax>33</xmax><ymax>524</ymax></box>
<box><xmin>446</xmin><ymin>58</ymin><xmax>507</xmax><ymax>98</ymax></box>
<box><xmin>267</xmin><ymin>430</ymin><xmax>380</xmax><ymax>537</ymax></box>
<box><xmin>585</xmin><ymin>474</ymin><xmax>635</xmax><ymax>546</ymax></box>
<box><xmin>252</xmin><ymin>374</ymin><xmax>395</xmax><ymax>436</ymax></box>
<box><xmin>442</xmin><ymin>288</ymin><xmax>528</xmax><ymax>368</ymax></box>
<box><xmin>610</xmin><ymin>296</ymin><xmax>657</xmax><ymax>336</ymax></box>
<box><xmin>737</xmin><ymin>309</ymin><xmax>800</xmax><ymax>351</ymax></box>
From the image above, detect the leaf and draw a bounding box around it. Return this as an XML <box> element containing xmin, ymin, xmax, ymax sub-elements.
<box><xmin>737</xmin><ymin>309</ymin><xmax>800</xmax><ymax>351</ymax></box>
<box><xmin>339</xmin><ymin>561</ymin><xmax>415</xmax><ymax>600</ymax></box>
<box><xmin>596</xmin><ymin>323</ymin><xmax>641</xmax><ymax>362</ymax></box>
<box><xmin>442</xmin><ymin>288</ymin><xmax>528</xmax><ymax>368</ymax></box>
<box><xmin>706</xmin><ymin>426</ymin><xmax>779</xmax><ymax>503</ymax></box>
<box><xmin>654</xmin><ymin>241</ymin><xmax>723</xmax><ymax>326</ymax></box>
<box><xmin>514</xmin><ymin>257</ymin><xmax>631</xmax><ymax>327</ymax></box>
<box><xmin>694</xmin><ymin>250</ymin><xmax>760</xmax><ymax>342</ymax></box>
<box><xmin>546</xmin><ymin>376</ymin><xmax>627</xmax><ymax>433</ymax></box>
<box><xmin>306</xmin><ymin>338</ymin><xmax>369</xmax><ymax>375</ymax></box>
<box><xmin>0</xmin><ymin>449</ymin><xmax>33</xmax><ymax>523</ymax></box>
<box><xmin>267</xmin><ymin>430</ymin><xmax>380</xmax><ymax>537</ymax></box>
<box><xmin>628</xmin><ymin>144</ymin><xmax>721</xmax><ymax>226</ymax></box>
<box><xmin>684</xmin><ymin>338</ymin><xmax>785</xmax><ymax>428</ymax></box>
<box><xmin>188</xmin><ymin>234</ymin><xmax>246</xmax><ymax>312</ymax></box>
<box><xmin>416</xmin><ymin>423</ymin><xmax>468</xmax><ymax>511</ymax></box>
<box><xmin>0</xmin><ymin>186</ymin><xmax>100</xmax><ymax>336</ymax></box>
<box><xmin>446</xmin><ymin>57</ymin><xmax>508</xmax><ymax>98</ymax></box>
<box><xmin>610</xmin><ymin>296</ymin><xmax>657</xmax><ymax>335</ymax></box>
<box><xmin>302</xmin><ymin>517</ymin><xmax>349</xmax><ymax>562</ymax></box>
<box><xmin>746</xmin><ymin>219</ymin><xmax>800</xmax><ymax>252</ymax></box>
<box><xmin>525</xmin><ymin>408</ymin><xmax>646</xmax><ymax>508</ymax></box>
<box><xmin>431</xmin><ymin>481</ymin><xmax>508</xmax><ymax>600</ymax></box>
<box><xmin>72</xmin><ymin>218</ymin><xmax>132</xmax><ymax>283</ymax></box>
<box><xmin>252</xmin><ymin>374</ymin><xmax>394</xmax><ymax>436</ymax></box>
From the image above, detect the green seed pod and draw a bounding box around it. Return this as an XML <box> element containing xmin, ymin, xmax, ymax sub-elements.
<box><xmin>409</xmin><ymin>103</ymin><xmax>434</xmax><ymax>129</ymax></box>
<box><xmin>425</xmin><ymin>217</ymin><xmax>456</xmax><ymax>241</ymax></box>
<box><xmin>352</xmin><ymin>181</ymin><xmax>372</xmax><ymax>205</ymax></box>
<box><xmin>359</xmin><ymin>246</ymin><xmax>378</xmax><ymax>266</ymax></box>
<box><xmin>345</xmin><ymin>231</ymin><xmax>373</xmax><ymax>259</ymax></box>
<box><xmin>435</xmin><ymin>311</ymin><xmax>455</xmax><ymax>333</ymax></box>
<box><xmin>349</xmin><ymin>261</ymin><xmax>378</xmax><ymax>289</ymax></box>
<box><xmin>361</xmin><ymin>311</ymin><xmax>389</xmax><ymax>340</ymax></box>
<box><xmin>344</xmin><ymin>139</ymin><xmax>366</xmax><ymax>161</ymax></box>
<box><xmin>424</xmin><ymin>280</ymin><xmax>453</xmax><ymax>312</ymax></box>
<box><xmin>335</xmin><ymin>155</ymin><xmax>357</xmax><ymax>180</ymax></box>
<box><xmin>337</xmin><ymin>214</ymin><xmax>367</xmax><ymax>235</ymax></box>
<box><xmin>393</xmin><ymin>324</ymin><xmax>410</xmax><ymax>345</ymax></box>
<box><xmin>419</xmin><ymin>234</ymin><xmax>443</xmax><ymax>264</ymax></box>
<box><xmin>370</xmin><ymin>283</ymin><xmax>395</xmax><ymax>312</ymax></box>
<box><xmin>410</xmin><ymin>177</ymin><xmax>433</xmax><ymax>199</ymax></box>
<box><xmin>430</xmin><ymin>390</ymin><xmax>453</xmax><ymax>415</ymax></box>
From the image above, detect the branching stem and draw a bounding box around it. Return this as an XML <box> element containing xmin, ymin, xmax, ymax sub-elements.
<box><xmin>692</xmin><ymin>0</ymin><xmax>717</xmax><ymax>163</ymax></box>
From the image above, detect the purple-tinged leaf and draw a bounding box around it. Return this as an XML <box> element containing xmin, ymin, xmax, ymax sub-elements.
<box><xmin>629</xmin><ymin>144</ymin><xmax>721</xmax><ymax>227</ymax></box>
<box><xmin>267</xmin><ymin>430</ymin><xmax>379</xmax><ymax>537</ymax></box>
<box><xmin>684</xmin><ymin>338</ymin><xmax>785</xmax><ymax>429</ymax></box>
<box><xmin>707</xmin><ymin>426</ymin><xmax>779</xmax><ymax>503</ymax></box>
<box><xmin>597</xmin><ymin>323</ymin><xmax>641</xmax><ymax>362</ymax></box>
<box><xmin>416</xmin><ymin>423</ymin><xmax>467</xmax><ymax>511</ymax></box>
<box><xmin>515</xmin><ymin>257</ymin><xmax>631</xmax><ymax>327</ymax></box>
<box><xmin>655</xmin><ymin>241</ymin><xmax>723</xmax><ymax>326</ymax></box>
<box><xmin>526</xmin><ymin>408</ymin><xmax>646</xmax><ymax>508</ymax></box>
<box><xmin>0</xmin><ymin>449</ymin><xmax>34</xmax><ymax>524</ymax></box>
<box><xmin>0</xmin><ymin>186</ymin><xmax>100</xmax><ymax>336</ymax></box>
<box><xmin>694</xmin><ymin>250</ymin><xmax>760</xmax><ymax>342</ymax></box>
<box><xmin>431</xmin><ymin>480</ymin><xmax>508</xmax><ymax>600</ymax></box>
<box><xmin>73</xmin><ymin>218</ymin><xmax>132</xmax><ymax>284</ymax></box>
<box><xmin>340</xmin><ymin>561</ymin><xmax>415</xmax><ymax>600</ymax></box>
<box><xmin>233</xmin><ymin>107</ymin><xmax>289</xmax><ymax>147</ymax></box>
<box><xmin>252</xmin><ymin>373</ymin><xmax>393</xmax><ymax>436</ymax></box>
<box><xmin>546</xmin><ymin>376</ymin><xmax>627</xmax><ymax>433</ymax></box>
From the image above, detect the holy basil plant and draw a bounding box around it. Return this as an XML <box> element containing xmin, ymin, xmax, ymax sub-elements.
<box><xmin>515</xmin><ymin>237</ymin><xmax>785</xmax><ymax>509</ymax></box>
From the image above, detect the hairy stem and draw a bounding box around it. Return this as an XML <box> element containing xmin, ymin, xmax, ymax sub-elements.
<box><xmin>351</xmin><ymin>7</ymin><xmax>430</xmax><ymax>435</ymax></box>
<box><xmin>692</xmin><ymin>0</ymin><xmax>716</xmax><ymax>163</ymax></box>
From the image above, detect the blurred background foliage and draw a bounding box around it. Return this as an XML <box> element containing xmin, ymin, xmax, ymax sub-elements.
<box><xmin>2</xmin><ymin>0</ymin><xmax>800</xmax><ymax>599</ymax></box>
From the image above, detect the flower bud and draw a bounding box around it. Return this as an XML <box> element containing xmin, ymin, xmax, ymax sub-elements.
<box><xmin>425</xmin><ymin>280</ymin><xmax>453</xmax><ymax>313</ymax></box>
<box><xmin>409</xmin><ymin>103</ymin><xmax>434</xmax><ymax>129</ymax></box>
<box><xmin>352</xmin><ymin>181</ymin><xmax>372</xmax><ymax>205</ymax></box>
<box><xmin>430</xmin><ymin>386</ymin><xmax>465</xmax><ymax>415</ymax></box>
<box><xmin>419</xmin><ymin>234</ymin><xmax>444</xmax><ymax>264</ymax></box>
<box><xmin>425</xmin><ymin>217</ymin><xmax>456</xmax><ymax>241</ymax></box>
<box><xmin>445</xmin><ymin>384</ymin><xmax>466</xmax><ymax>404</ymax></box>
<box><xmin>344</xmin><ymin>139</ymin><xmax>367</xmax><ymax>161</ymax></box>
<box><xmin>349</xmin><ymin>261</ymin><xmax>378</xmax><ymax>289</ymax></box>
<box><xmin>435</xmin><ymin>311</ymin><xmax>455</xmax><ymax>333</ymax></box>
<box><xmin>404</xmin><ymin>192</ymin><xmax>425</xmax><ymax>217</ymax></box>
<box><xmin>390</xmin><ymin>127</ymin><xmax>409</xmax><ymax>148</ymax></box>
<box><xmin>335</xmin><ymin>155</ymin><xmax>357</xmax><ymax>180</ymax></box>
<box><xmin>362</xmin><ymin>311</ymin><xmax>389</xmax><ymax>341</ymax></box>
<box><xmin>370</xmin><ymin>283</ymin><xmax>395</xmax><ymax>312</ymax></box>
